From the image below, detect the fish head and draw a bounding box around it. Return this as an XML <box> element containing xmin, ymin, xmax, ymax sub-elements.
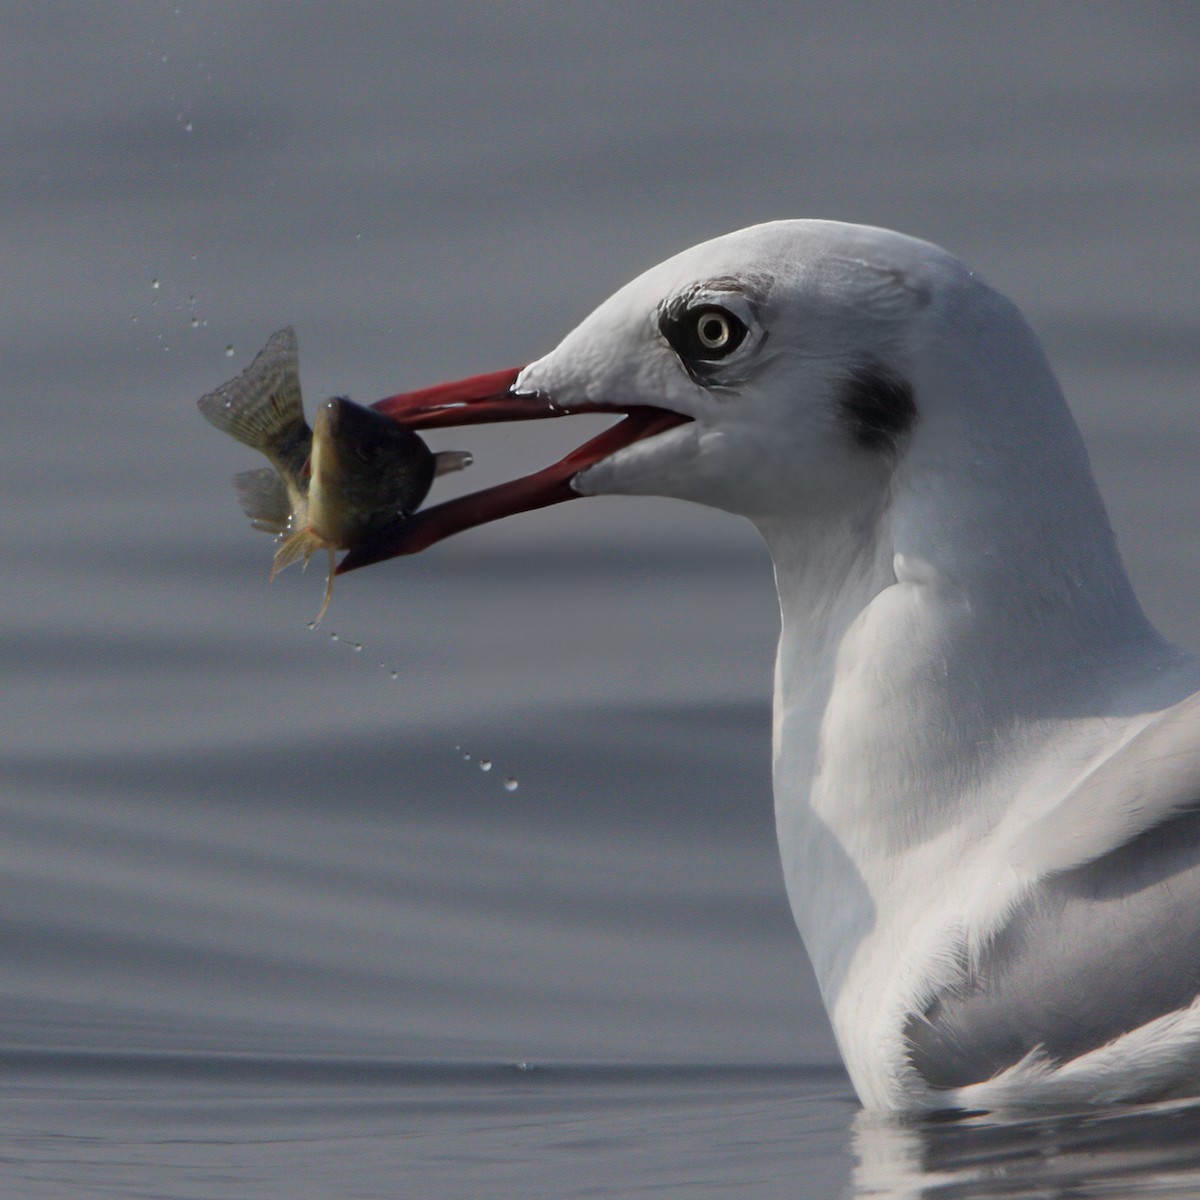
<box><xmin>308</xmin><ymin>397</ymin><xmax>437</xmax><ymax>547</ymax></box>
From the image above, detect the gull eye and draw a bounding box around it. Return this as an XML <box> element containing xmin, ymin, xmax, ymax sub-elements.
<box><xmin>689</xmin><ymin>305</ymin><xmax>746</xmax><ymax>358</ymax></box>
<box><xmin>695</xmin><ymin>309</ymin><xmax>736</xmax><ymax>352</ymax></box>
<box><xmin>659</xmin><ymin>300</ymin><xmax>749</xmax><ymax>377</ymax></box>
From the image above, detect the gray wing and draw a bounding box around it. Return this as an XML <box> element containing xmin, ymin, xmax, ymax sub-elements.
<box><xmin>908</xmin><ymin>688</ymin><xmax>1200</xmax><ymax>1090</ymax></box>
<box><xmin>1008</xmin><ymin>688</ymin><xmax>1200</xmax><ymax>879</ymax></box>
<box><xmin>908</xmin><ymin>804</ymin><xmax>1200</xmax><ymax>1088</ymax></box>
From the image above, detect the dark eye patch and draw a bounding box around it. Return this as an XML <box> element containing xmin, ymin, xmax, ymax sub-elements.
<box><xmin>838</xmin><ymin>361</ymin><xmax>917</xmax><ymax>454</ymax></box>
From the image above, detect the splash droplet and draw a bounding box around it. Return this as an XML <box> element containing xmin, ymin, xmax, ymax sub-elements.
<box><xmin>224</xmin><ymin>345</ymin><xmax>235</xmax><ymax>357</ymax></box>
<box><xmin>352</xmin><ymin>643</ymin><xmax>363</xmax><ymax>653</ymax></box>
<box><xmin>183</xmin><ymin>119</ymin><xmax>193</xmax><ymax>133</ymax></box>
<box><xmin>389</xmin><ymin>670</ymin><xmax>399</xmax><ymax>681</ymax></box>
<box><xmin>503</xmin><ymin>777</ymin><xmax>519</xmax><ymax>792</ymax></box>
<box><xmin>151</xmin><ymin>278</ymin><xmax>160</xmax><ymax>290</ymax></box>
<box><xmin>461</xmin><ymin>752</ymin><xmax>472</xmax><ymax>762</ymax></box>
<box><xmin>329</xmin><ymin>632</ymin><xmax>339</xmax><ymax>642</ymax></box>
<box><xmin>479</xmin><ymin>759</ymin><xmax>492</xmax><ymax>773</ymax></box>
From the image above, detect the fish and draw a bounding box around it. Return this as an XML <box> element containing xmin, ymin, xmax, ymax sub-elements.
<box><xmin>197</xmin><ymin>326</ymin><xmax>470</xmax><ymax>619</ymax></box>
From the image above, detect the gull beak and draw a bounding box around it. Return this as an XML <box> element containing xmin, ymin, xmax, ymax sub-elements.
<box><xmin>336</xmin><ymin>367</ymin><xmax>690</xmax><ymax>573</ymax></box>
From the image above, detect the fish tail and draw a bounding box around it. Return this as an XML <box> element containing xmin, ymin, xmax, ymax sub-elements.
<box><xmin>197</xmin><ymin>327</ymin><xmax>305</xmax><ymax>452</ymax></box>
<box><xmin>234</xmin><ymin>468</ymin><xmax>292</xmax><ymax>535</ymax></box>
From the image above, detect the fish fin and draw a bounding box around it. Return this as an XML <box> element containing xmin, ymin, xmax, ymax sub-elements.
<box><xmin>433</xmin><ymin>449</ymin><xmax>474</xmax><ymax>476</ymax></box>
<box><xmin>197</xmin><ymin>327</ymin><xmax>305</xmax><ymax>451</ymax></box>
<box><xmin>312</xmin><ymin>545</ymin><xmax>337</xmax><ymax>625</ymax></box>
<box><xmin>270</xmin><ymin>526</ymin><xmax>326</xmax><ymax>580</ymax></box>
<box><xmin>234</xmin><ymin>468</ymin><xmax>292</xmax><ymax>535</ymax></box>
<box><xmin>269</xmin><ymin>529</ymin><xmax>338</xmax><ymax>623</ymax></box>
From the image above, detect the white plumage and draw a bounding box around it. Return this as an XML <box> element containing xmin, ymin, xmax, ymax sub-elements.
<box><xmin>513</xmin><ymin>221</ymin><xmax>1200</xmax><ymax>1111</ymax></box>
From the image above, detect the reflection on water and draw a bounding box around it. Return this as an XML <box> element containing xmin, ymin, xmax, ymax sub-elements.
<box><xmin>15</xmin><ymin>1051</ymin><xmax>1200</xmax><ymax>1199</ymax></box>
<box><xmin>3</xmin><ymin>1055</ymin><xmax>856</xmax><ymax>1200</ymax></box>
<box><xmin>854</xmin><ymin>1097</ymin><xmax>1200</xmax><ymax>1199</ymax></box>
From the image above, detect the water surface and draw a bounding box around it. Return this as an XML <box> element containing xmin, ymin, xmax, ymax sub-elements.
<box><xmin>5</xmin><ymin>4</ymin><xmax>1200</xmax><ymax>1196</ymax></box>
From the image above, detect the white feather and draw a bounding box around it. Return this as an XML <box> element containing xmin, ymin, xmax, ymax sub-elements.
<box><xmin>524</xmin><ymin>220</ymin><xmax>1200</xmax><ymax>1111</ymax></box>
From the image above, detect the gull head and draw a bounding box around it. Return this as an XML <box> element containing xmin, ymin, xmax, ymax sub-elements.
<box><xmin>529</xmin><ymin>220</ymin><xmax>935</xmax><ymax>521</ymax></box>
<box><xmin>341</xmin><ymin>219</ymin><xmax>1118</xmax><ymax>598</ymax></box>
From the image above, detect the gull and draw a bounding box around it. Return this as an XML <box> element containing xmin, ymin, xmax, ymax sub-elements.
<box><xmin>341</xmin><ymin>221</ymin><xmax>1200</xmax><ymax>1112</ymax></box>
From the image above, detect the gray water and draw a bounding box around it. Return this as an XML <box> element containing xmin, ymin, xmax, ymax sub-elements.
<box><xmin>4</xmin><ymin>3</ymin><xmax>1200</xmax><ymax>1196</ymax></box>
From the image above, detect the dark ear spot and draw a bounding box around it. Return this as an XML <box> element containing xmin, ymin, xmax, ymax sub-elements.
<box><xmin>838</xmin><ymin>362</ymin><xmax>917</xmax><ymax>454</ymax></box>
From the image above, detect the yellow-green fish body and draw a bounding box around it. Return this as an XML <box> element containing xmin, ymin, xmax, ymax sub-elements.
<box><xmin>197</xmin><ymin>327</ymin><xmax>468</xmax><ymax>618</ymax></box>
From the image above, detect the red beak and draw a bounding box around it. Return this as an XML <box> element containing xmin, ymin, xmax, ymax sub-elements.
<box><xmin>336</xmin><ymin>367</ymin><xmax>690</xmax><ymax>573</ymax></box>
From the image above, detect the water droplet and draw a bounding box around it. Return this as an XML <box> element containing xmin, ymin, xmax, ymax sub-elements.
<box><xmin>503</xmin><ymin>777</ymin><xmax>519</xmax><ymax>792</ymax></box>
<box><xmin>389</xmin><ymin>670</ymin><xmax>399</xmax><ymax>681</ymax></box>
<box><xmin>329</xmin><ymin>632</ymin><xmax>339</xmax><ymax>642</ymax></box>
<box><xmin>183</xmin><ymin>119</ymin><xmax>193</xmax><ymax>133</ymax></box>
<box><xmin>224</xmin><ymin>345</ymin><xmax>235</xmax><ymax>357</ymax></box>
<box><xmin>461</xmin><ymin>752</ymin><xmax>472</xmax><ymax>762</ymax></box>
<box><xmin>151</xmin><ymin>278</ymin><xmax>160</xmax><ymax>290</ymax></box>
<box><xmin>190</xmin><ymin>317</ymin><xmax>200</xmax><ymax>328</ymax></box>
<box><xmin>352</xmin><ymin>643</ymin><xmax>363</xmax><ymax>653</ymax></box>
<box><xmin>479</xmin><ymin>759</ymin><xmax>492</xmax><ymax>773</ymax></box>
<box><xmin>306</xmin><ymin>621</ymin><xmax>316</xmax><ymax>630</ymax></box>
